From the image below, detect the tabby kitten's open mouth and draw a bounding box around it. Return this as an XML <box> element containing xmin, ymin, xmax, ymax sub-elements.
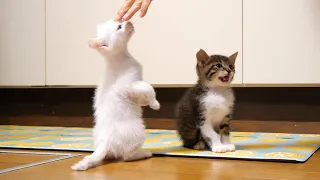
<box><xmin>219</xmin><ymin>75</ymin><xmax>229</xmax><ymax>82</ymax></box>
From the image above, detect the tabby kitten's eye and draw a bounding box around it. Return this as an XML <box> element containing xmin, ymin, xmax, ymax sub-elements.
<box><xmin>117</xmin><ymin>25</ymin><xmax>122</xmax><ymax>31</ymax></box>
<box><xmin>229</xmin><ymin>65</ymin><xmax>234</xmax><ymax>69</ymax></box>
<box><xmin>216</xmin><ymin>63</ymin><xmax>222</xmax><ymax>68</ymax></box>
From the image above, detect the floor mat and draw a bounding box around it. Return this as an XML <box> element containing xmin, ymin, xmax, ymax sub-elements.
<box><xmin>0</xmin><ymin>125</ymin><xmax>319</xmax><ymax>162</ymax></box>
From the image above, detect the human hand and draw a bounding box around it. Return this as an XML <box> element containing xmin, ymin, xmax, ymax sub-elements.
<box><xmin>115</xmin><ymin>0</ymin><xmax>152</xmax><ymax>22</ymax></box>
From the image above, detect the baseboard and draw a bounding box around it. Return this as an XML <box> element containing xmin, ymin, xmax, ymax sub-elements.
<box><xmin>1</xmin><ymin>87</ymin><xmax>320</xmax><ymax>133</ymax></box>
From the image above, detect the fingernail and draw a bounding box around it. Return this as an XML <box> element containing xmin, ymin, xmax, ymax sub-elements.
<box><xmin>123</xmin><ymin>14</ymin><xmax>129</xmax><ymax>20</ymax></box>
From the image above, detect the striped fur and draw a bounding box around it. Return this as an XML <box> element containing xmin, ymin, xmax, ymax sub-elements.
<box><xmin>175</xmin><ymin>49</ymin><xmax>238</xmax><ymax>152</ymax></box>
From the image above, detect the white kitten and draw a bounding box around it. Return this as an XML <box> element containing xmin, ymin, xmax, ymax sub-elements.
<box><xmin>71</xmin><ymin>20</ymin><xmax>160</xmax><ymax>171</ymax></box>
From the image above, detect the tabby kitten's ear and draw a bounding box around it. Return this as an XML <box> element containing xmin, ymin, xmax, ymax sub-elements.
<box><xmin>229</xmin><ymin>52</ymin><xmax>238</xmax><ymax>64</ymax></box>
<box><xmin>196</xmin><ymin>49</ymin><xmax>209</xmax><ymax>65</ymax></box>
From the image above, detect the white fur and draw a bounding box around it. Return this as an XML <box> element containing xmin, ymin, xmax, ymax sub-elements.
<box><xmin>200</xmin><ymin>83</ymin><xmax>236</xmax><ymax>153</ymax></box>
<box><xmin>71</xmin><ymin>20</ymin><xmax>160</xmax><ymax>171</ymax></box>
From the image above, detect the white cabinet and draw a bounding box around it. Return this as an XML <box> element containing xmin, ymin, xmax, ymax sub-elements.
<box><xmin>128</xmin><ymin>0</ymin><xmax>243</xmax><ymax>85</ymax></box>
<box><xmin>0</xmin><ymin>0</ymin><xmax>45</xmax><ymax>86</ymax></box>
<box><xmin>243</xmin><ymin>0</ymin><xmax>320</xmax><ymax>85</ymax></box>
<box><xmin>46</xmin><ymin>0</ymin><xmax>242</xmax><ymax>86</ymax></box>
<box><xmin>45</xmin><ymin>0</ymin><xmax>122</xmax><ymax>86</ymax></box>
<box><xmin>4</xmin><ymin>0</ymin><xmax>319</xmax><ymax>87</ymax></box>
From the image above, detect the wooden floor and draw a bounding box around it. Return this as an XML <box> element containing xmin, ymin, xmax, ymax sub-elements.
<box><xmin>1</xmin><ymin>87</ymin><xmax>320</xmax><ymax>179</ymax></box>
<box><xmin>0</xmin><ymin>149</ymin><xmax>319</xmax><ymax>180</ymax></box>
<box><xmin>0</xmin><ymin>151</ymin><xmax>61</xmax><ymax>170</ymax></box>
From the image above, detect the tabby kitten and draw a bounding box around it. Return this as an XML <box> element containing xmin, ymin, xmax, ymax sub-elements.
<box><xmin>175</xmin><ymin>49</ymin><xmax>238</xmax><ymax>153</ymax></box>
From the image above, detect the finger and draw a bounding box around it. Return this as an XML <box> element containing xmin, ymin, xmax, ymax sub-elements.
<box><xmin>122</xmin><ymin>1</ymin><xmax>142</xmax><ymax>21</ymax></box>
<box><xmin>140</xmin><ymin>0</ymin><xmax>152</xmax><ymax>18</ymax></box>
<box><xmin>115</xmin><ymin>0</ymin><xmax>135</xmax><ymax>21</ymax></box>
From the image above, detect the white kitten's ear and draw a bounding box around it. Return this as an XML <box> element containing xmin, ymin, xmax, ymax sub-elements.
<box><xmin>229</xmin><ymin>51</ymin><xmax>238</xmax><ymax>64</ymax></box>
<box><xmin>196</xmin><ymin>49</ymin><xmax>209</xmax><ymax>64</ymax></box>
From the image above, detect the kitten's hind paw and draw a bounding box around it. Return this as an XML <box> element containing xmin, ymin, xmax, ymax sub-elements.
<box><xmin>123</xmin><ymin>149</ymin><xmax>152</xmax><ymax>162</ymax></box>
<box><xmin>193</xmin><ymin>141</ymin><xmax>206</xmax><ymax>150</ymax></box>
<box><xmin>142</xmin><ymin>149</ymin><xmax>153</xmax><ymax>158</ymax></box>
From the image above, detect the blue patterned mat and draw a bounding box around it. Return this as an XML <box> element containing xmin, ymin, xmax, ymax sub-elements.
<box><xmin>0</xmin><ymin>126</ymin><xmax>319</xmax><ymax>162</ymax></box>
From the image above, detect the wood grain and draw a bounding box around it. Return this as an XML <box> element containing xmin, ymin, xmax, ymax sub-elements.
<box><xmin>0</xmin><ymin>152</ymin><xmax>60</xmax><ymax>170</ymax></box>
<box><xmin>0</xmin><ymin>149</ymin><xmax>319</xmax><ymax>180</ymax></box>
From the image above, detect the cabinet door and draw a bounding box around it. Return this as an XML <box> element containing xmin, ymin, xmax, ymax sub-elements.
<box><xmin>46</xmin><ymin>0</ymin><xmax>242</xmax><ymax>86</ymax></box>
<box><xmin>129</xmin><ymin>0</ymin><xmax>243</xmax><ymax>86</ymax></box>
<box><xmin>243</xmin><ymin>0</ymin><xmax>320</xmax><ymax>85</ymax></box>
<box><xmin>45</xmin><ymin>0</ymin><xmax>119</xmax><ymax>86</ymax></box>
<box><xmin>0</xmin><ymin>0</ymin><xmax>45</xmax><ymax>86</ymax></box>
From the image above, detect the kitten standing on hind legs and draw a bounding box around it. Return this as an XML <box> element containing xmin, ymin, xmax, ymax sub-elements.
<box><xmin>175</xmin><ymin>48</ymin><xmax>238</xmax><ymax>153</ymax></box>
<box><xmin>71</xmin><ymin>19</ymin><xmax>160</xmax><ymax>171</ymax></box>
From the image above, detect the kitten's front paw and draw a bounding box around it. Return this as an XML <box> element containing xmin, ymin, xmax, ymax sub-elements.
<box><xmin>149</xmin><ymin>100</ymin><xmax>160</xmax><ymax>110</ymax></box>
<box><xmin>212</xmin><ymin>144</ymin><xmax>234</xmax><ymax>153</ymax></box>
<box><xmin>224</xmin><ymin>144</ymin><xmax>236</xmax><ymax>152</ymax></box>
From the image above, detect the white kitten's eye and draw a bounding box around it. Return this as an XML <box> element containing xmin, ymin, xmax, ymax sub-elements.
<box><xmin>117</xmin><ymin>25</ymin><xmax>122</xmax><ymax>31</ymax></box>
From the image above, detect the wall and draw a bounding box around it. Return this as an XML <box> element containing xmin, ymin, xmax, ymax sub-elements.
<box><xmin>1</xmin><ymin>0</ymin><xmax>319</xmax><ymax>87</ymax></box>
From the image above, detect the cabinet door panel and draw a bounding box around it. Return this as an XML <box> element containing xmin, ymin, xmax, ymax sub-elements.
<box><xmin>45</xmin><ymin>0</ymin><xmax>118</xmax><ymax>86</ymax></box>
<box><xmin>129</xmin><ymin>0</ymin><xmax>243</xmax><ymax>85</ymax></box>
<box><xmin>243</xmin><ymin>0</ymin><xmax>320</xmax><ymax>84</ymax></box>
<box><xmin>0</xmin><ymin>0</ymin><xmax>45</xmax><ymax>86</ymax></box>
